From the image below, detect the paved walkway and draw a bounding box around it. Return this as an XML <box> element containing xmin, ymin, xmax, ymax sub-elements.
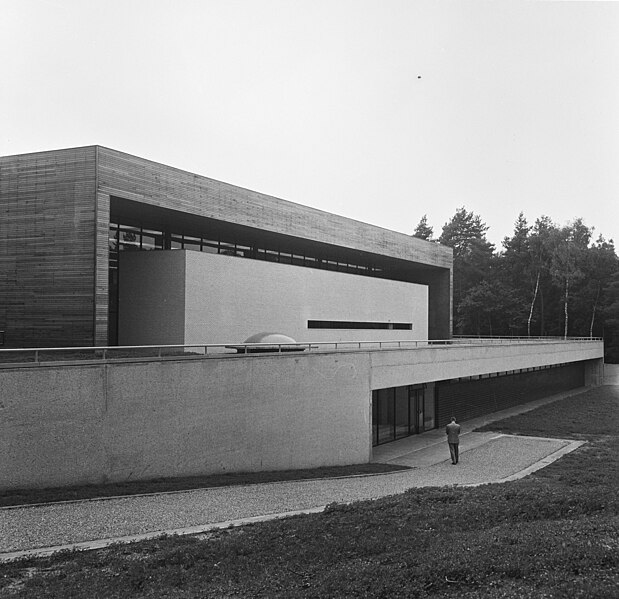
<box><xmin>2</xmin><ymin>375</ymin><xmax>615</xmax><ymax>562</ymax></box>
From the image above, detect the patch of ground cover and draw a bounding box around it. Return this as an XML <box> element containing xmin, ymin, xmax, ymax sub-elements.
<box><xmin>0</xmin><ymin>464</ymin><xmax>408</xmax><ymax>507</ymax></box>
<box><xmin>1</xmin><ymin>486</ymin><xmax>617</xmax><ymax>598</ymax></box>
<box><xmin>1</xmin><ymin>386</ymin><xmax>617</xmax><ymax>598</ymax></box>
<box><xmin>474</xmin><ymin>385</ymin><xmax>619</xmax><ymax>439</ymax></box>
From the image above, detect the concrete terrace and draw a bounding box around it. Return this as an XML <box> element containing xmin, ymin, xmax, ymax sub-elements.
<box><xmin>0</xmin><ymin>337</ymin><xmax>604</xmax><ymax>494</ymax></box>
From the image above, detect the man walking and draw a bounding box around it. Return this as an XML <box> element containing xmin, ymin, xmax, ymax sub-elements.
<box><xmin>446</xmin><ymin>416</ymin><xmax>461</xmax><ymax>465</ymax></box>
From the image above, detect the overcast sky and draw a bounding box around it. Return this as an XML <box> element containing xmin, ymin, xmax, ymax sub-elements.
<box><xmin>2</xmin><ymin>0</ymin><xmax>618</xmax><ymax>249</ymax></box>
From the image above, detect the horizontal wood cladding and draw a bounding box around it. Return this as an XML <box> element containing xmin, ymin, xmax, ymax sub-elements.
<box><xmin>0</xmin><ymin>147</ymin><xmax>97</xmax><ymax>348</ymax></box>
<box><xmin>94</xmin><ymin>189</ymin><xmax>110</xmax><ymax>346</ymax></box>
<box><xmin>0</xmin><ymin>145</ymin><xmax>453</xmax><ymax>347</ymax></box>
<box><xmin>96</xmin><ymin>147</ymin><xmax>452</xmax><ymax>270</ymax></box>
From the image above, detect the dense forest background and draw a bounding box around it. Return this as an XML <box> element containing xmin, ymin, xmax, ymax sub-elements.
<box><xmin>413</xmin><ymin>209</ymin><xmax>619</xmax><ymax>362</ymax></box>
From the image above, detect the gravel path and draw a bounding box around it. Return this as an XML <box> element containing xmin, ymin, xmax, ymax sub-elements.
<box><xmin>0</xmin><ymin>434</ymin><xmax>577</xmax><ymax>555</ymax></box>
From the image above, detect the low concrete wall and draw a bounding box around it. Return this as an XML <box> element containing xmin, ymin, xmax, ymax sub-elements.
<box><xmin>0</xmin><ymin>340</ymin><xmax>604</xmax><ymax>491</ymax></box>
<box><xmin>0</xmin><ymin>352</ymin><xmax>372</xmax><ymax>491</ymax></box>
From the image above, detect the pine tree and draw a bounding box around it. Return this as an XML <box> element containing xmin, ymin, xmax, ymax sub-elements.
<box><xmin>412</xmin><ymin>215</ymin><xmax>434</xmax><ymax>240</ymax></box>
<box><xmin>439</xmin><ymin>208</ymin><xmax>496</xmax><ymax>335</ymax></box>
<box><xmin>500</xmin><ymin>213</ymin><xmax>533</xmax><ymax>335</ymax></box>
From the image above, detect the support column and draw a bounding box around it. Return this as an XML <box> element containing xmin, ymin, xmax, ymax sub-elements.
<box><xmin>584</xmin><ymin>358</ymin><xmax>604</xmax><ymax>387</ymax></box>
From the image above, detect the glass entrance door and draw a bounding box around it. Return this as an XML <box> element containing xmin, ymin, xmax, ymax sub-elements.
<box><xmin>372</xmin><ymin>384</ymin><xmax>431</xmax><ymax>446</ymax></box>
<box><xmin>409</xmin><ymin>386</ymin><xmax>425</xmax><ymax>434</ymax></box>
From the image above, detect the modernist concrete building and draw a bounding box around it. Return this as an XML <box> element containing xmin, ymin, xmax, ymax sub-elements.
<box><xmin>0</xmin><ymin>146</ymin><xmax>451</xmax><ymax>350</ymax></box>
<box><xmin>0</xmin><ymin>146</ymin><xmax>605</xmax><ymax>492</ymax></box>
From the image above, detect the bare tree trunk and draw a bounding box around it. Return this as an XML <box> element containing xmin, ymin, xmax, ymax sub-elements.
<box><xmin>563</xmin><ymin>278</ymin><xmax>569</xmax><ymax>340</ymax></box>
<box><xmin>589</xmin><ymin>283</ymin><xmax>601</xmax><ymax>338</ymax></box>
<box><xmin>540</xmin><ymin>285</ymin><xmax>545</xmax><ymax>336</ymax></box>
<box><xmin>527</xmin><ymin>270</ymin><xmax>541</xmax><ymax>337</ymax></box>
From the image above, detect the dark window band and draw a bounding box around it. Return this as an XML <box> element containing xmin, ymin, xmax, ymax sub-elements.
<box><xmin>308</xmin><ymin>320</ymin><xmax>412</xmax><ymax>330</ymax></box>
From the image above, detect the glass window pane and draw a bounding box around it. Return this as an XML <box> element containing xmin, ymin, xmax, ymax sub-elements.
<box><xmin>109</xmin><ymin>227</ymin><xmax>119</xmax><ymax>252</ymax></box>
<box><xmin>372</xmin><ymin>391</ymin><xmax>378</xmax><ymax>446</ymax></box>
<box><xmin>119</xmin><ymin>226</ymin><xmax>140</xmax><ymax>251</ymax></box>
<box><xmin>236</xmin><ymin>244</ymin><xmax>252</xmax><ymax>258</ymax></box>
<box><xmin>183</xmin><ymin>236</ymin><xmax>201</xmax><ymax>252</ymax></box>
<box><xmin>423</xmin><ymin>388</ymin><xmax>435</xmax><ymax>430</ymax></box>
<box><xmin>141</xmin><ymin>233</ymin><xmax>163</xmax><ymax>250</ymax></box>
<box><xmin>394</xmin><ymin>387</ymin><xmax>409</xmax><ymax>439</ymax></box>
<box><xmin>377</xmin><ymin>389</ymin><xmax>394</xmax><ymax>444</ymax></box>
<box><xmin>220</xmin><ymin>242</ymin><xmax>237</xmax><ymax>256</ymax></box>
<box><xmin>201</xmin><ymin>240</ymin><xmax>219</xmax><ymax>254</ymax></box>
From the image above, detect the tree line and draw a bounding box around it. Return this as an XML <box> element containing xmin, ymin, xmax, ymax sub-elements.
<box><xmin>413</xmin><ymin>209</ymin><xmax>619</xmax><ymax>362</ymax></box>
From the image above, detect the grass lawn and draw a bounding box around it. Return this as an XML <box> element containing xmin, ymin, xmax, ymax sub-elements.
<box><xmin>1</xmin><ymin>385</ymin><xmax>618</xmax><ymax>598</ymax></box>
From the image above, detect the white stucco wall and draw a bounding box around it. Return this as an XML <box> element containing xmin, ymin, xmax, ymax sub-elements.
<box><xmin>119</xmin><ymin>250</ymin><xmax>429</xmax><ymax>346</ymax></box>
<box><xmin>184</xmin><ymin>250</ymin><xmax>428</xmax><ymax>344</ymax></box>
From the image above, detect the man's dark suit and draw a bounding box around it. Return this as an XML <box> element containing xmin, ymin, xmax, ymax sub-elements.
<box><xmin>446</xmin><ymin>420</ymin><xmax>461</xmax><ymax>464</ymax></box>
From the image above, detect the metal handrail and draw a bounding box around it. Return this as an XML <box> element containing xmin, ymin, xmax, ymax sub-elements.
<box><xmin>0</xmin><ymin>336</ymin><xmax>603</xmax><ymax>366</ymax></box>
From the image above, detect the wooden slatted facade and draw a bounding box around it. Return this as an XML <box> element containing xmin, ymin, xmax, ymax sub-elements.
<box><xmin>96</xmin><ymin>147</ymin><xmax>452</xmax><ymax>269</ymax></box>
<box><xmin>1</xmin><ymin>146</ymin><xmax>453</xmax><ymax>348</ymax></box>
<box><xmin>0</xmin><ymin>148</ymin><xmax>98</xmax><ymax>347</ymax></box>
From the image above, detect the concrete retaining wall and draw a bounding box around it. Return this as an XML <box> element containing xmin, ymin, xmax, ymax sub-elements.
<box><xmin>0</xmin><ymin>352</ymin><xmax>372</xmax><ymax>491</ymax></box>
<box><xmin>0</xmin><ymin>340</ymin><xmax>604</xmax><ymax>491</ymax></box>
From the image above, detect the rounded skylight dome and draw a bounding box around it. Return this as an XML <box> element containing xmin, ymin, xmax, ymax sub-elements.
<box><xmin>244</xmin><ymin>332</ymin><xmax>297</xmax><ymax>344</ymax></box>
<box><xmin>228</xmin><ymin>332</ymin><xmax>305</xmax><ymax>354</ymax></box>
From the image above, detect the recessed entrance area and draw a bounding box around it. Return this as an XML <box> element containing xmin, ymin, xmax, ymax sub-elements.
<box><xmin>371</xmin><ymin>362</ymin><xmax>588</xmax><ymax>447</ymax></box>
<box><xmin>372</xmin><ymin>383</ymin><xmax>436</xmax><ymax>446</ymax></box>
